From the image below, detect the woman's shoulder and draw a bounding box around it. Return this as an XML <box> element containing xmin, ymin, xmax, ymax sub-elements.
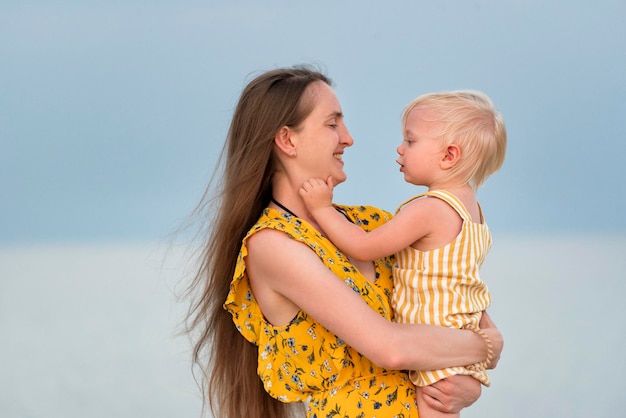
<box><xmin>245</xmin><ymin>208</ymin><xmax>332</xmax><ymax>259</ymax></box>
<box><xmin>333</xmin><ymin>204</ymin><xmax>393</xmax><ymax>232</ymax></box>
<box><xmin>247</xmin><ymin>208</ymin><xmax>320</xmax><ymax>239</ymax></box>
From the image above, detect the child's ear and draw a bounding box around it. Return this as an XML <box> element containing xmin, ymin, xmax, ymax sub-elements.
<box><xmin>441</xmin><ymin>144</ymin><xmax>461</xmax><ymax>169</ymax></box>
<box><xmin>274</xmin><ymin>126</ymin><xmax>296</xmax><ymax>157</ymax></box>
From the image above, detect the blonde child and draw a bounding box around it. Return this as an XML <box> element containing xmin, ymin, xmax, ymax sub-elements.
<box><xmin>299</xmin><ymin>90</ymin><xmax>507</xmax><ymax>418</ymax></box>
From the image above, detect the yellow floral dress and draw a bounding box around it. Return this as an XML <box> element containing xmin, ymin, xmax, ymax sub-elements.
<box><xmin>225</xmin><ymin>205</ymin><xmax>418</xmax><ymax>418</ymax></box>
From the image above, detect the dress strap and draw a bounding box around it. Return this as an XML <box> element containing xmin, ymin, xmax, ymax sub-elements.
<box><xmin>424</xmin><ymin>190</ymin><xmax>474</xmax><ymax>222</ymax></box>
<box><xmin>395</xmin><ymin>190</ymin><xmax>475</xmax><ymax>223</ymax></box>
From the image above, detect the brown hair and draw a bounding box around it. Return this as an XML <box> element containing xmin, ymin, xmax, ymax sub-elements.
<box><xmin>402</xmin><ymin>90</ymin><xmax>507</xmax><ymax>189</ymax></box>
<box><xmin>182</xmin><ymin>66</ymin><xmax>331</xmax><ymax>418</ymax></box>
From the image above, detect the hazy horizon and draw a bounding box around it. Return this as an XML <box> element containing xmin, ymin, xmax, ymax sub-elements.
<box><xmin>1</xmin><ymin>235</ymin><xmax>624</xmax><ymax>417</ymax></box>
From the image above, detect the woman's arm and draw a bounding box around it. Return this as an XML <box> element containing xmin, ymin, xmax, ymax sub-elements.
<box><xmin>246</xmin><ymin>228</ymin><xmax>502</xmax><ymax>371</ymax></box>
<box><xmin>420</xmin><ymin>312</ymin><xmax>503</xmax><ymax>413</ymax></box>
<box><xmin>479</xmin><ymin>310</ymin><xmax>502</xmax><ymax>369</ymax></box>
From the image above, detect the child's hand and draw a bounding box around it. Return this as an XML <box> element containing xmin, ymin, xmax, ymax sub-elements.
<box><xmin>299</xmin><ymin>176</ymin><xmax>334</xmax><ymax>213</ymax></box>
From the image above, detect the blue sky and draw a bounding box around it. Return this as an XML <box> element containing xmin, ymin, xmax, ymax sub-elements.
<box><xmin>2</xmin><ymin>1</ymin><xmax>625</xmax><ymax>245</ymax></box>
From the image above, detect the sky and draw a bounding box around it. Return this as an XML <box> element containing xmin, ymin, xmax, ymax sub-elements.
<box><xmin>1</xmin><ymin>0</ymin><xmax>625</xmax><ymax>246</ymax></box>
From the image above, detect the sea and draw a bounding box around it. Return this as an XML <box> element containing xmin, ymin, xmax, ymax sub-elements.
<box><xmin>1</xmin><ymin>234</ymin><xmax>624</xmax><ymax>418</ymax></box>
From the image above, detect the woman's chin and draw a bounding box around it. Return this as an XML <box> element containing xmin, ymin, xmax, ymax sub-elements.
<box><xmin>333</xmin><ymin>173</ymin><xmax>347</xmax><ymax>186</ymax></box>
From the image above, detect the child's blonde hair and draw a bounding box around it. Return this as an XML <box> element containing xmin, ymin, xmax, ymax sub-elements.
<box><xmin>402</xmin><ymin>90</ymin><xmax>507</xmax><ymax>189</ymax></box>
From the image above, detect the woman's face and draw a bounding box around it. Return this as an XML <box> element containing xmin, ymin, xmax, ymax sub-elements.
<box><xmin>290</xmin><ymin>81</ymin><xmax>354</xmax><ymax>186</ymax></box>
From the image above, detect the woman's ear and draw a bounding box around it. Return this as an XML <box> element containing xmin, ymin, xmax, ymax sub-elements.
<box><xmin>441</xmin><ymin>144</ymin><xmax>461</xmax><ymax>170</ymax></box>
<box><xmin>274</xmin><ymin>126</ymin><xmax>296</xmax><ymax>157</ymax></box>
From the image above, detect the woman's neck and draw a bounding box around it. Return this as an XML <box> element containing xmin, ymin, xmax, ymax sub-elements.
<box><xmin>270</xmin><ymin>189</ymin><xmax>326</xmax><ymax>232</ymax></box>
<box><xmin>270</xmin><ymin>186</ymin><xmax>306</xmax><ymax>216</ymax></box>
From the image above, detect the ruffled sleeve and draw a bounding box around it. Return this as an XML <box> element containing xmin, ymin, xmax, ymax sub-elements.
<box><xmin>224</xmin><ymin>232</ymin><xmax>264</xmax><ymax>344</ymax></box>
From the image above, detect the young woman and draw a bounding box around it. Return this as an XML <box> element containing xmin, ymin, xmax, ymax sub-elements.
<box><xmin>183</xmin><ymin>66</ymin><xmax>502</xmax><ymax>418</ymax></box>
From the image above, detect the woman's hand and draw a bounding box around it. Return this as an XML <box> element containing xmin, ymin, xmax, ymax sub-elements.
<box><xmin>421</xmin><ymin>375</ymin><xmax>481</xmax><ymax>413</ymax></box>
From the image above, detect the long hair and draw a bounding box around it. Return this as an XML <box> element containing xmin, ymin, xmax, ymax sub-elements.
<box><xmin>402</xmin><ymin>90</ymin><xmax>507</xmax><ymax>189</ymax></box>
<box><xmin>182</xmin><ymin>66</ymin><xmax>331</xmax><ymax>418</ymax></box>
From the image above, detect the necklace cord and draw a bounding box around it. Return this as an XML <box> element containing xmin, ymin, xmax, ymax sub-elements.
<box><xmin>270</xmin><ymin>197</ymin><xmax>353</xmax><ymax>223</ymax></box>
<box><xmin>271</xmin><ymin>198</ymin><xmax>298</xmax><ymax>218</ymax></box>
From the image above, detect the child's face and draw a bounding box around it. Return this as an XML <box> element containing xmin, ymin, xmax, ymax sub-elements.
<box><xmin>396</xmin><ymin>108</ymin><xmax>445</xmax><ymax>187</ymax></box>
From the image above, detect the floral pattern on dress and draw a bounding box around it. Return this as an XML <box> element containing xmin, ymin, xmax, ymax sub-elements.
<box><xmin>225</xmin><ymin>205</ymin><xmax>418</xmax><ymax>417</ymax></box>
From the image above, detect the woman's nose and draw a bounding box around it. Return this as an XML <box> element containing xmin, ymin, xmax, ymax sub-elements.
<box><xmin>341</xmin><ymin>124</ymin><xmax>354</xmax><ymax>147</ymax></box>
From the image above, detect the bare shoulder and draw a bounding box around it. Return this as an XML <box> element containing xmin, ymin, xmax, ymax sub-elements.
<box><xmin>426</xmin><ymin>195</ymin><xmax>463</xmax><ymax>219</ymax></box>
<box><xmin>247</xmin><ymin>227</ymin><xmax>316</xmax><ymax>266</ymax></box>
<box><xmin>246</xmin><ymin>227</ymin><xmax>303</xmax><ymax>285</ymax></box>
<box><xmin>402</xmin><ymin>196</ymin><xmax>463</xmax><ymax>251</ymax></box>
<box><xmin>400</xmin><ymin>195</ymin><xmax>460</xmax><ymax>224</ymax></box>
<box><xmin>245</xmin><ymin>228</ymin><xmax>315</xmax><ymax>326</ymax></box>
<box><xmin>246</xmin><ymin>226</ymin><xmax>288</xmax><ymax>251</ymax></box>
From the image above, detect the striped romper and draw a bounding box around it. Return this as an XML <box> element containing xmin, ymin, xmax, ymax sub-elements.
<box><xmin>392</xmin><ymin>189</ymin><xmax>492</xmax><ymax>387</ymax></box>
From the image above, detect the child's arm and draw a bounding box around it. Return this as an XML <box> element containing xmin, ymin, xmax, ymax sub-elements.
<box><xmin>299</xmin><ymin>177</ymin><xmax>437</xmax><ymax>261</ymax></box>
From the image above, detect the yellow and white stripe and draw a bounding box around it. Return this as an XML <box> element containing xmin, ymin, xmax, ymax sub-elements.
<box><xmin>392</xmin><ymin>190</ymin><xmax>492</xmax><ymax>386</ymax></box>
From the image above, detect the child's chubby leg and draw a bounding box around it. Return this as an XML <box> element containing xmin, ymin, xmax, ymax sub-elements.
<box><xmin>416</xmin><ymin>386</ymin><xmax>460</xmax><ymax>418</ymax></box>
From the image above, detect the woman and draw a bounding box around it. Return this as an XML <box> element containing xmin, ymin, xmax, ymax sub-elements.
<box><xmin>183</xmin><ymin>66</ymin><xmax>503</xmax><ymax>418</ymax></box>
